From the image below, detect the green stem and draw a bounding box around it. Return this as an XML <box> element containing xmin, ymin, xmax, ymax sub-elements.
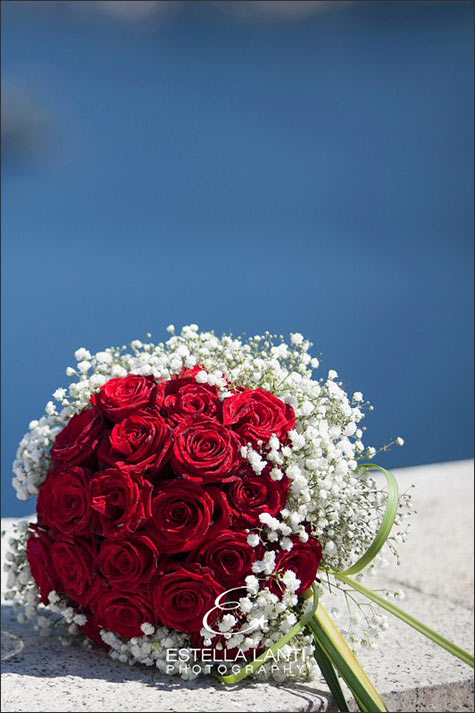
<box><xmin>309</xmin><ymin>608</ymin><xmax>387</xmax><ymax>712</ymax></box>
<box><xmin>307</xmin><ymin>620</ymin><xmax>350</xmax><ymax>712</ymax></box>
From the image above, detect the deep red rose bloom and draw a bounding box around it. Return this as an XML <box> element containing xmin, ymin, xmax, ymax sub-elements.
<box><xmin>28</xmin><ymin>370</ymin><xmax>305</xmax><ymax>652</ymax></box>
<box><xmin>98</xmin><ymin>412</ymin><xmax>172</xmax><ymax>479</ymax></box>
<box><xmin>192</xmin><ymin>530</ymin><xmax>258</xmax><ymax>588</ymax></box>
<box><xmin>226</xmin><ymin>467</ymin><xmax>289</xmax><ymax>528</ymax></box>
<box><xmin>50</xmin><ymin>408</ymin><xmax>104</xmax><ymax>466</ymax></box>
<box><xmin>37</xmin><ymin>465</ymin><xmax>93</xmax><ymax>537</ymax></box>
<box><xmin>51</xmin><ymin>537</ymin><xmax>97</xmax><ymax>607</ymax></box>
<box><xmin>146</xmin><ymin>480</ymin><xmax>230</xmax><ymax>554</ymax></box>
<box><xmin>91</xmin><ymin>587</ymin><xmax>156</xmax><ymax>639</ymax></box>
<box><xmin>273</xmin><ymin>537</ymin><xmax>322</xmax><ymax>594</ymax></box>
<box><xmin>80</xmin><ymin>614</ymin><xmax>109</xmax><ymax>650</ymax></box>
<box><xmin>205</xmin><ymin>486</ymin><xmax>233</xmax><ymax>537</ymax></box>
<box><xmin>156</xmin><ymin>369</ymin><xmax>222</xmax><ymax>427</ymax></box>
<box><xmin>26</xmin><ymin>526</ymin><xmax>60</xmax><ymax>604</ymax></box>
<box><xmin>91</xmin><ymin>467</ymin><xmax>152</xmax><ymax>537</ymax></box>
<box><xmin>91</xmin><ymin>375</ymin><xmax>157</xmax><ymax>422</ymax></box>
<box><xmin>98</xmin><ymin>534</ymin><xmax>159</xmax><ymax>590</ymax></box>
<box><xmin>152</xmin><ymin>565</ymin><xmax>223</xmax><ymax>634</ymax></box>
<box><xmin>223</xmin><ymin>388</ymin><xmax>295</xmax><ymax>448</ymax></box>
<box><xmin>171</xmin><ymin>415</ymin><xmax>242</xmax><ymax>483</ymax></box>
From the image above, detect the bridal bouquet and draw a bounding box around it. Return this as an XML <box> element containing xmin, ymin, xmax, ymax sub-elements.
<box><xmin>5</xmin><ymin>325</ymin><xmax>473</xmax><ymax>712</ymax></box>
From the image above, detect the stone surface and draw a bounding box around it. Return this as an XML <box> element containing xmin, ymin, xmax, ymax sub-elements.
<box><xmin>1</xmin><ymin>460</ymin><xmax>474</xmax><ymax>712</ymax></box>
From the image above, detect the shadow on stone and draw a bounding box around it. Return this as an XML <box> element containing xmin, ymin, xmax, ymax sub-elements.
<box><xmin>1</xmin><ymin>604</ymin><xmax>212</xmax><ymax>691</ymax></box>
<box><xmin>1</xmin><ymin>604</ymin><xmax>332</xmax><ymax>711</ymax></box>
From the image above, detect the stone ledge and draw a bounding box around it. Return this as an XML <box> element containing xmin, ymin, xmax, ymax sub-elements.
<box><xmin>1</xmin><ymin>460</ymin><xmax>474</xmax><ymax>712</ymax></box>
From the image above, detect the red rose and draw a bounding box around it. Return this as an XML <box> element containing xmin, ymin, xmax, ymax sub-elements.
<box><xmin>171</xmin><ymin>415</ymin><xmax>242</xmax><ymax>483</ymax></box>
<box><xmin>223</xmin><ymin>388</ymin><xmax>295</xmax><ymax>448</ymax></box>
<box><xmin>50</xmin><ymin>408</ymin><xmax>104</xmax><ymax>466</ymax></box>
<box><xmin>91</xmin><ymin>467</ymin><xmax>152</xmax><ymax>537</ymax></box>
<box><xmin>37</xmin><ymin>465</ymin><xmax>93</xmax><ymax>537</ymax></box>
<box><xmin>273</xmin><ymin>537</ymin><xmax>322</xmax><ymax>594</ymax></box>
<box><xmin>80</xmin><ymin>615</ymin><xmax>109</xmax><ymax>650</ymax></box>
<box><xmin>26</xmin><ymin>526</ymin><xmax>60</xmax><ymax>604</ymax></box>
<box><xmin>98</xmin><ymin>413</ymin><xmax>172</xmax><ymax>479</ymax></box>
<box><xmin>152</xmin><ymin>565</ymin><xmax>223</xmax><ymax>633</ymax></box>
<box><xmin>205</xmin><ymin>486</ymin><xmax>233</xmax><ymax>538</ymax></box>
<box><xmin>91</xmin><ymin>587</ymin><xmax>156</xmax><ymax>639</ymax></box>
<box><xmin>51</xmin><ymin>537</ymin><xmax>97</xmax><ymax>607</ymax></box>
<box><xmin>226</xmin><ymin>467</ymin><xmax>289</xmax><ymax>528</ymax></box>
<box><xmin>193</xmin><ymin>530</ymin><xmax>258</xmax><ymax>588</ymax></box>
<box><xmin>92</xmin><ymin>375</ymin><xmax>157</xmax><ymax>422</ymax></box>
<box><xmin>146</xmin><ymin>480</ymin><xmax>230</xmax><ymax>554</ymax></box>
<box><xmin>156</xmin><ymin>369</ymin><xmax>222</xmax><ymax>427</ymax></box>
<box><xmin>98</xmin><ymin>534</ymin><xmax>159</xmax><ymax>590</ymax></box>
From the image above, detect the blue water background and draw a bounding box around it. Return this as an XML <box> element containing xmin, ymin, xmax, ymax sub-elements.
<box><xmin>2</xmin><ymin>1</ymin><xmax>473</xmax><ymax>516</ymax></box>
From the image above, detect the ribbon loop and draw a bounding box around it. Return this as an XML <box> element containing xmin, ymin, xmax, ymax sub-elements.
<box><xmin>333</xmin><ymin>463</ymin><xmax>399</xmax><ymax>577</ymax></box>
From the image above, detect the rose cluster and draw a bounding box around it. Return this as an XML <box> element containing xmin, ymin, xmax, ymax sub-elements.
<box><xmin>27</xmin><ymin>368</ymin><xmax>323</xmax><ymax>647</ymax></box>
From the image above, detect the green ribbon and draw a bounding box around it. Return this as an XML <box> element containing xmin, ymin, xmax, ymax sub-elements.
<box><xmin>333</xmin><ymin>463</ymin><xmax>399</xmax><ymax>576</ymax></box>
<box><xmin>335</xmin><ymin>572</ymin><xmax>474</xmax><ymax>669</ymax></box>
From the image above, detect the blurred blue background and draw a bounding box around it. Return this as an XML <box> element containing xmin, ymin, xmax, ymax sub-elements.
<box><xmin>2</xmin><ymin>1</ymin><xmax>473</xmax><ymax>517</ymax></box>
